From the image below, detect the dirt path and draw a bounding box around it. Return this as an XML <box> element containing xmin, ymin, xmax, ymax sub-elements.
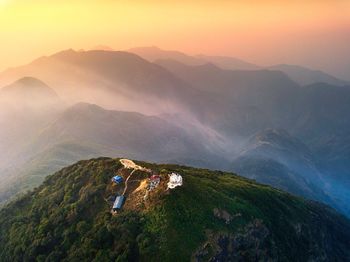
<box><xmin>122</xmin><ymin>169</ymin><xmax>136</xmax><ymax>196</ymax></box>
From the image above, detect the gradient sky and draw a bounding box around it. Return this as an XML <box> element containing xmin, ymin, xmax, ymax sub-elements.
<box><xmin>0</xmin><ymin>0</ymin><xmax>349</xmax><ymax>79</ymax></box>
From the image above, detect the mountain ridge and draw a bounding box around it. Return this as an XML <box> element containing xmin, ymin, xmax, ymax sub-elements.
<box><xmin>0</xmin><ymin>49</ymin><xmax>350</xmax><ymax>219</ymax></box>
<box><xmin>129</xmin><ymin>46</ymin><xmax>347</xmax><ymax>86</ymax></box>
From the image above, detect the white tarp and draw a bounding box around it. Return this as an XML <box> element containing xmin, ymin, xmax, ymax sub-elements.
<box><xmin>120</xmin><ymin>159</ymin><xmax>151</xmax><ymax>172</ymax></box>
<box><xmin>167</xmin><ymin>173</ymin><xmax>183</xmax><ymax>189</ymax></box>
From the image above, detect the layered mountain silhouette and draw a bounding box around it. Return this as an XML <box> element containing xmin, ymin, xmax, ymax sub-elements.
<box><xmin>129</xmin><ymin>46</ymin><xmax>260</xmax><ymax>70</ymax></box>
<box><xmin>0</xmin><ymin>49</ymin><xmax>204</xmax><ymax>114</ymax></box>
<box><xmin>0</xmin><ymin>49</ymin><xmax>349</xmax><ymax>218</ymax></box>
<box><xmin>129</xmin><ymin>46</ymin><xmax>348</xmax><ymax>86</ymax></box>
<box><xmin>268</xmin><ymin>64</ymin><xmax>349</xmax><ymax>86</ymax></box>
<box><xmin>195</xmin><ymin>54</ymin><xmax>260</xmax><ymax>70</ymax></box>
<box><xmin>128</xmin><ymin>46</ymin><xmax>206</xmax><ymax>65</ymax></box>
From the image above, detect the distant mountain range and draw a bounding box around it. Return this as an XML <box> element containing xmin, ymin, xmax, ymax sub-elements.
<box><xmin>0</xmin><ymin>48</ymin><xmax>349</xmax><ymax>218</ymax></box>
<box><xmin>0</xmin><ymin>49</ymin><xmax>203</xmax><ymax>114</ymax></box>
<box><xmin>129</xmin><ymin>46</ymin><xmax>349</xmax><ymax>86</ymax></box>
<box><xmin>128</xmin><ymin>46</ymin><xmax>260</xmax><ymax>70</ymax></box>
<box><xmin>268</xmin><ymin>64</ymin><xmax>349</xmax><ymax>86</ymax></box>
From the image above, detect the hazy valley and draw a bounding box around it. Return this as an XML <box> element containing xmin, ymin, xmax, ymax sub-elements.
<box><xmin>0</xmin><ymin>48</ymin><xmax>349</xmax><ymax>220</ymax></box>
<box><xmin>1</xmin><ymin>0</ymin><xmax>350</xmax><ymax>260</ymax></box>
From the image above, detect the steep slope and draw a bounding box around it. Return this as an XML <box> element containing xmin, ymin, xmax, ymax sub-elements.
<box><xmin>230</xmin><ymin>129</ymin><xmax>332</xmax><ymax>206</ymax></box>
<box><xmin>0</xmin><ymin>158</ymin><xmax>349</xmax><ymax>261</ymax></box>
<box><xmin>268</xmin><ymin>64</ymin><xmax>349</xmax><ymax>86</ymax></box>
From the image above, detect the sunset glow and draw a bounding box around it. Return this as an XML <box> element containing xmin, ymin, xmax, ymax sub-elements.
<box><xmin>0</xmin><ymin>0</ymin><xmax>349</xmax><ymax>78</ymax></box>
<box><xmin>2</xmin><ymin>1</ymin><xmax>350</xmax><ymax>258</ymax></box>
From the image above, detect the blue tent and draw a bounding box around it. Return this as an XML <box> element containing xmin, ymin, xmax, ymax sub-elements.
<box><xmin>112</xmin><ymin>175</ymin><xmax>123</xmax><ymax>184</ymax></box>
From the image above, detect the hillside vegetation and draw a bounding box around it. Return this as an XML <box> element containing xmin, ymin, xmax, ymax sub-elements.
<box><xmin>0</xmin><ymin>158</ymin><xmax>349</xmax><ymax>261</ymax></box>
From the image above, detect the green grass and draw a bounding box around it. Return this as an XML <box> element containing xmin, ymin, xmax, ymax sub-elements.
<box><xmin>0</xmin><ymin>158</ymin><xmax>349</xmax><ymax>261</ymax></box>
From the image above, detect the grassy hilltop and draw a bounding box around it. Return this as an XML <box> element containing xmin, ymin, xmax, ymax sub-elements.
<box><xmin>0</xmin><ymin>158</ymin><xmax>349</xmax><ymax>261</ymax></box>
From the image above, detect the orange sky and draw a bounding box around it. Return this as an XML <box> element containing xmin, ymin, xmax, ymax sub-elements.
<box><xmin>0</xmin><ymin>0</ymin><xmax>349</xmax><ymax>79</ymax></box>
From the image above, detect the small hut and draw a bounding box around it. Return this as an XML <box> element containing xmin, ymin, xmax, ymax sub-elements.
<box><xmin>112</xmin><ymin>195</ymin><xmax>125</xmax><ymax>211</ymax></box>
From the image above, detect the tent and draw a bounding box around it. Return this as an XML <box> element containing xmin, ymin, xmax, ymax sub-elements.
<box><xmin>112</xmin><ymin>175</ymin><xmax>123</xmax><ymax>184</ymax></box>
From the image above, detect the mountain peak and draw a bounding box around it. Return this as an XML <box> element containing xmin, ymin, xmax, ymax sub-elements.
<box><xmin>51</xmin><ymin>48</ymin><xmax>77</xmax><ymax>57</ymax></box>
<box><xmin>1</xmin><ymin>77</ymin><xmax>57</xmax><ymax>96</ymax></box>
<box><xmin>15</xmin><ymin>76</ymin><xmax>48</xmax><ymax>87</ymax></box>
<box><xmin>0</xmin><ymin>77</ymin><xmax>59</xmax><ymax>108</ymax></box>
<box><xmin>63</xmin><ymin>102</ymin><xmax>105</xmax><ymax>115</ymax></box>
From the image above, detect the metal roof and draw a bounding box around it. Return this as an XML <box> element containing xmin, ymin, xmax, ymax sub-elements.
<box><xmin>113</xmin><ymin>195</ymin><xmax>125</xmax><ymax>210</ymax></box>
